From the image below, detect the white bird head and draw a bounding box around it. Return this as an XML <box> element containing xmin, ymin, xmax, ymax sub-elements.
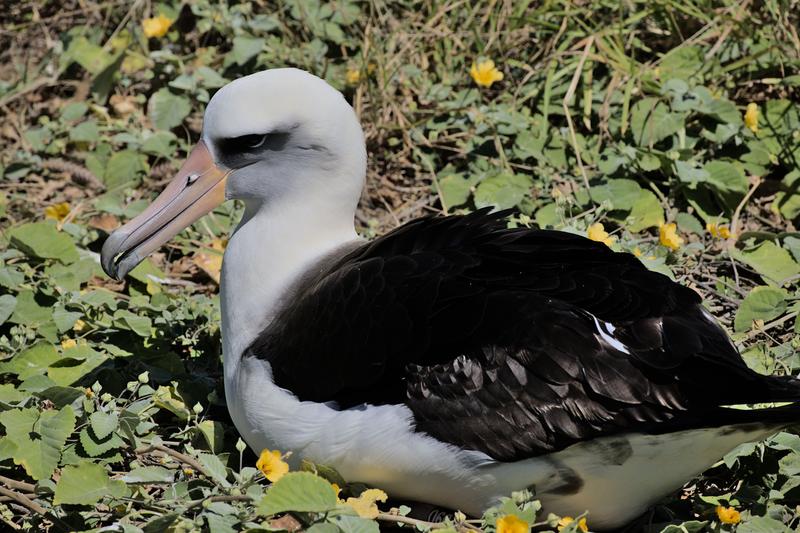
<box><xmin>101</xmin><ymin>68</ymin><xmax>366</xmax><ymax>280</ymax></box>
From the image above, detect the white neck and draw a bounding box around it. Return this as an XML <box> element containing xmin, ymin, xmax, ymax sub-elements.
<box><xmin>219</xmin><ymin>195</ymin><xmax>359</xmax><ymax>383</ymax></box>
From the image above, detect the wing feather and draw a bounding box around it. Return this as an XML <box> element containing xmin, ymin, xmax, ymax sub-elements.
<box><xmin>244</xmin><ymin>209</ymin><xmax>799</xmax><ymax>460</ymax></box>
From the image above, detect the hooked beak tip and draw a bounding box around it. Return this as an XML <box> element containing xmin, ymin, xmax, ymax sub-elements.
<box><xmin>100</xmin><ymin>231</ymin><xmax>129</xmax><ymax>280</ymax></box>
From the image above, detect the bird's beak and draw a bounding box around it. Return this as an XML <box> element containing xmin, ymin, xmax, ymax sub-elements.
<box><xmin>101</xmin><ymin>140</ymin><xmax>229</xmax><ymax>280</ymax></box>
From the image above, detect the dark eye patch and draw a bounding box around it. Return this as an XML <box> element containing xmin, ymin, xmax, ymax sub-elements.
<box><xmin>216</xmin><ymin>131</ymin><xmax>291</xmax><ymax>168</ymax></box>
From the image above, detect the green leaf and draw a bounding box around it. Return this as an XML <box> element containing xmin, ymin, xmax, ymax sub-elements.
<box><xmin>45</xmin><ymin>258</ymin><xmax>96</xmax><ymax>292</ymax></box>
<box><xmin>144</xmin><ymin>513</ymin><xmax>179</xmax><ymax>532</ymax></box>
<box><xmin>148</xmin><ymin>89</ymin><xmax>191</xmax><ymax>131</ymax></box>
<box><xmin>0</xmin><ymin>383</ymin><xmax>27</xmax><ymax>404</ymax></box>
<box><xmin>141</xmin><ymin>131</ymin><xmax>178</xmax><ymax>157</ymax></box>
<box><xmin>48</xmin><ymin>345</ymin><xmax>107</xmax><ymax>386</ymax></box>
<box><xmin>474</xmin><ymin>172</ymin><xmax>533</xmax><ymax>210</ymax></box>
<box><xmin>90</xmin><ymin>410</ymin><xmax>119</xmax><ymax>440</ymax></box>
<box><xmin>38</xmin><ymin>386</ymin><xmax>84</xmax><ymax>408</ymax></box>
<box><xmin>70</xmin><ymin>120</ymin><xmax>100</xmax><ymax>143</ymax></box>
<box><xmin>591</xmin><ymin>179</ymin><xmax>642</xmax><ymax>211</ymax></box>
<box><xmin>197</xmin><ymin>420</ymin><xmax>225</xmax><ymax>453</ymax></box>
<box><xmin>659</xmin><ymin>521</ymin><xmax>708</xmax><ymax>533</ymax></box>
<box><xmin>627</xmin><ymin>190</ymin><xmax>664</xmax><ymax>232</ymax></box>
<box><xmin>113</xmin><ymin>309</ymin><xmax>152</xmax><ymax>337</ymax></box>
<box><xmin>630</xmin><ymin>97</ymin><xmax>684</xmax><ymax>146</ymax></box>
<box><xmin>229</xmin><ymin>37</ymin><xmax>265</xmax><ymax>65</ymax></box>
<box><xmin>0</xmin><ymin>342</ymin><xmax>60</xmax><ymax>379</ymax></box>
<box><xmin>0</xmin><ymin>405</ymin><xmax>76</xmax><ymax>480</ymax></box>
<box><xmin>79</xmin><ymin>426</ymin><xmax>125</xmax><ymax>457</ymax></box>
<box><xmin>334</xmin><ymin>515</ymin><xmax>380</xmax><ymax>533</ymax></box>
<box><xmin>257</xmin><ymin>471</ymin><xmax>338</xmax><ymax>515</ymax></box>
<box><xmin>105</xmin><ymin>150</ymin><xmax>146</xmax><ymax>189</ymax></box>
<box><xmin>702</xmin><ymin>160</ymin><xmax>748</xmax><ymax>195</ymax></box>
<box><xmin>737</xmin><ymin>516</ymin><xmax>791</xmax><ymax>533</ymax></box>
<box><xmin>198</xmin><ymin>452</ymin><xmax>231</xmax><ymax>486</ymax></box>
<box><xmin>732</xmin><ymin>241</ymin><xmax>799</xmax><ymax>286</ymax></box>
<box><xmin>307</xmin><ymin>524</ymin><xmax>343</xmax><ymax>533</ymax></box>
<box><xmin>122</xmin><ymin>466</ymin><xmax>175</xmax><ymax>484</ymax></box>
<box><xmin>65</xmin><ymin>36</ymin><xmax>112</xmax><ymax>75</ymax></box>
<box><xmin>206</xmin><ymin>513</ymin><xmax>239</xmax><ymax>533</ymax></box>
<box><xmin>9</xmin><ymin>222</ymin><xmax>79</xmax><ymax>263</ymax></box>
<box><xmin>52</xmin><ymin>307</ymin><xmax>82</xmax><ymax>332</ymax></box>
<box><xmin>128</xmin><ymin>258</ymin><xmax>166</xmax><ymax>286</ymax></box>
<box><xmin>8</xmin><ymin>290</ymin><xmax>51</xmax><ymax>325</ymax></box>
<box><xmin>152</xmin><ymin>384</ymin><xmax>191</xmax><ymax>420</ymax></box>
<box><xmin>439</xmin><ymin>173</ymin><xmax>474</xmax><ymax>209</ymax></box>
<box><xmin>734</xmin><ymin>286</ymin><xmax>788</xmax><ymax>332</ymax></box>
<box><xmin>61</xmin><ymin>102</ymin><xmax>88</xmax><ymax>122</ymax></box>
<box><xmin>0</xmin><ymin>294</ymin><xmax>17</xmax><ymax>326</ymax></box>
<box><xmin>53</xmin><ymin>462</ymin><xmax>126</xmax><ymax>505</ymax></box>
<box><xmin>658</xmin><ymin>46</ymin><xmax>704</xmax><ymax>80</ymax></box>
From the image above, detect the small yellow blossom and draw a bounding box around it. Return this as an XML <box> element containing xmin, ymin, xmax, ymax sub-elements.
<box><xmin>659</xmin><ymin>222</ymin><xmax>684</xmax><ymax>251</ymax></box>
<box><xmin>73</xmin><ymin>319</ymin><xmax>87</xmax><ymax>332</ymax></box>
<box><xmin>716</xmin><ymin>506</ymin><xmax>741</xmax><ymax>524</ymax></box>
<box><xmin>558</xmin><ymin>516</ymin><xmax>589</xmax><ymax>532</ymax></box>
<box><xmin>61</xmin><ymin>339</ymin><xmax>77</xmax><ymax>350</ymax></box>
<box><xmin>470</xmin><ymin>59</ymin><xmax>504</xmax><ymax>88</ymax></box>
<box><xmin>142</xmin><ymin>14</ymin><xmax>173</xmax><ymax>38</ymax></box>
<box><xmin>497</xmin><ymin>514</ymin><xmax>530</xmax><ymax>533</ymax></box>
<box><xmin>344</xmin><ymin>488</ymin><xmax>388</xmax><ymax>519</ymax></box>
<box><xmin>256</xmin><ymin>449</ymin><xmax>289</xmax><ymax>482</ymax></box>
<box><xmin>744</xmin><ymin>103</ymin><xmax>759</xmax><ymax>133</ymax></box>
<box><xmin>706</xmin><ymin>222</ymin><xmax>732</xmax><ymax>239</ymax></box>
<box><xmin>587</xmin><ymin>223</ymin><xmax>616</xmax><ymax>247</ymax></box>
<box><xmin>632</xmin><ymin>247</ymin><xmax>656</xmax><ymax>260</ymax></box>
<box><xmin>346</xmin><ymin>68</ymin><xmax>361</xmax><ymax>85</ymax></box>
<box><xmin>44</xmin><ymin>202</ymin><xmax>70</xmax><ymax>222</ymax></box>
<box><xmin>182</xmin><ymin>467</ymin><xmax>194</xmax><ymax>476</ymax></box>
<box><xmin>84</xmin><ymin>388</ymin><xmax>94</xmax><ymax>398</ymax></box>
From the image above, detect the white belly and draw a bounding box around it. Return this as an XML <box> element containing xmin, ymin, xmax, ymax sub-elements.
<box><xmin>226</xmin><ymin>356</ymin><xmax>775</xmax><ymax>530</ymax></box>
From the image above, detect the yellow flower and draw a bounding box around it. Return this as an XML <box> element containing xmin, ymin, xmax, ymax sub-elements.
<box><xmin>346</xmin><ymin>68</ymin><xmax>361</xmax><ymax>85</ymax></box>
<box><xmin>182</xmin><ymin>467</ymin><xmax>194</xmax><ymax>476</ymax></box>
<box><xmin>659</xmin><ymin>222</ymin><xmax>684</xmax><ymax>251</ymax></box>
<box><xmin>706</xmin><ymin>222</ymin><xmax>732</xmax><ymax>239</ymax></box>
<box><xmin>558</xmin><ymin>516</ymin><xmax>589</xmax><ymax>532</ymax></box>
<box><xmin>716</xmin><ymin>506</ymin><xmax>741</xmax><ymax>524</ymax></box>
<box><xmin>44</xmin><ymin>202</ymin><xmax>70</xmax><ymax>222</ymax></box>
<box><xmin>142</xmin><ymin>14</ymin><xmax>173</xmax><ymax>38</ymax></box>
<box><xmin>61</xmin><ymin>339</ymin><xmax>77</xmax><ymax>350</ymax></box>
<box><xmin>497</xmin><ymin>514</ymin><xmax>530</xmax><ymax>533</ymax></box>
<box><xmin>587</xmin><ymin>223</ymin><xmax>616</xmax><ymax>247</ymax></box>
<box><xmin>344</xmin><ymin>488</ymin><xmax>388</xmax><ymax>519</ymax></box>
<box><xmin>256</xmin><ymin>449</ymin><xmax>289</xmax><ymax>482</ymax></box>
<box><xmin>84</xmin><ymin>388</ymin><xmax>94</xmax><ymax>398</ymax></box>
<box><xmin>632</xmin><ymin>247</ymin><xmax>655</xmax><ymax>260</ymax></box>
<box><xmin>744</xmin><ymin>103</ymin><xmax>759</xmax><ymax>133</ymax></box>
<box><xmin>73</xmin><ymin>319</ymin><xmax>87</xmax><ymax>332</ymax></box>
<box><xmin>470</xmin><ymin>59</ymin><xmax>504</xmax><ymax>88</ymax></box>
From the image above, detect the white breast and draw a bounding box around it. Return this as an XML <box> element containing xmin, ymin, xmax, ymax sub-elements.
<box><xmin>227</xmin><ymin>355</ymin><xmax>775</xmax><ymax>529</ymax></box>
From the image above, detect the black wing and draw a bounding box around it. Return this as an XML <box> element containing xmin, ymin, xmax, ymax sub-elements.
<box><xmin>245</xmin><ymin>209</ymin><xmax>799</xmax><ymax>461</ymax></box>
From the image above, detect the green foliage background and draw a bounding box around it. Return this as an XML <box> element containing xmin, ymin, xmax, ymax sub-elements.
<box><xmin>1</xmin><ymin>0</ymin><xmax>800</xmax><ymax>531</ymax></box>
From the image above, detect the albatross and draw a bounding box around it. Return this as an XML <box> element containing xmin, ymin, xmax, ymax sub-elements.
<box><xmin>101</xmin><ymin>68</ymin><xmax>800</xmax><ymax>529</ymax></box>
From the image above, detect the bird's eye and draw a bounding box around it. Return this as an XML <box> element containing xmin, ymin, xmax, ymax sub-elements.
<box><xmin>237</xmin><ymin>134</ymin><xmax>268</xmax><ymax>150</ymax></box>
<box><xmin>215</xmin><ymin>131</ymin><xmax>291</xmax><ymax>168</ymax></box>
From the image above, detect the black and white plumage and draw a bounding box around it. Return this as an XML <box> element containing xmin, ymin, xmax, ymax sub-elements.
<box><xmin>248</xmin><ymin>208</ymin><xmax>798</xmax><ymax>461</ymax></box>
<box><xmin>100</xmin><ymin>68</ymin><xmax>800</xmax><ymax>529</ymax></box>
